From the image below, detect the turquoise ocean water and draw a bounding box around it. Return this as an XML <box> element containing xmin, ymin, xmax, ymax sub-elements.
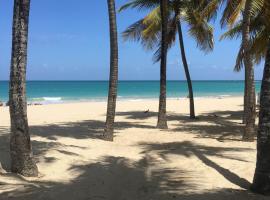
<box><xmin>0</xmin><ymin>81</ymin><xmax>261</xmax><ymax>104</ymax></box>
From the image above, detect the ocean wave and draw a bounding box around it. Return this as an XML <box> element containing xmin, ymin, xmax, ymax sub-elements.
<box><xmin>42</xmin><ymin>97</ymin><xmax>62</xmax><ymax>101</ymax></box>
<box><xmin>30</xmin><ymin>97</ymin><xmax>63</xmax><ymax>104</ymax></box>
<box><xmin>31</xmin><ymin>97</ymin><xmax>62</xmax><ymax>101</ymax></box>
<box><xmin>25</xmin><ymin>94</ymin><xmax>240</xmax><ymax>105</ymax></box>
<box><xmin>218</xmin><ymin>95</ymin><xmax>232</xmax><ymax>97</ymax></box>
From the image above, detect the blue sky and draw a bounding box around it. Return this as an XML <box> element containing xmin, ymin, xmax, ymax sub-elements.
<box><xmin>0</xmin><ymin>0</ymin><xmax>264</xmax><ymax>80</ymax></box>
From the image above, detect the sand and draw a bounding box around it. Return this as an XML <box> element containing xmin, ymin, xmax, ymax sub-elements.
<box><xmin>0</xmin><ymin>97</ymin><xmax>268</xmax><ymax>199</ymax></box>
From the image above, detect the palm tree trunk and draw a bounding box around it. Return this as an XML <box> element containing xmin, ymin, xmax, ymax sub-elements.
<box><xmin>242</xmin><ymin>0</ymin><xmax>256</xmax><ymax>141</ymax></box>
<box><xmin>157</xmin><ymin>0</ymin><xmax>168</xmax><ymax>129</ymax></box>
<box><xmin>9</xmin><ymin>0</ymin><xmax>38</xmax><ymax>177</ymax></box>
<box><xmin>176</xmin><ymin>20</ymin><xmax>195</xmax><ymax>119</ymax></box>
<box><xmin>243</xmin><ymin>70</ymin><xmax>247</xmax><ymax>124</ymax></box>
<box><xmin>251</xmin><ymin>39</ymin><xmax>270</xmax><ymax>195</ymax></box>
<box><xmin>104</xmin><ymin>0</ymin><xmax>119</xmax><ymax>141</ymax></box>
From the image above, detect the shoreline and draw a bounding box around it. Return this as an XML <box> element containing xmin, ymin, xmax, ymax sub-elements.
<box><xmin>0</xmin><ymin>95</ymin><xmax>245</xmax><ymax>107</ymax></box>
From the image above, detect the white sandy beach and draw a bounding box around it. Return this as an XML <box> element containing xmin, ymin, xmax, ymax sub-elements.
<box><xmin>0</xmin><ymin>97</ymin><xmax>268</xmax><ymax>199</ymax></box>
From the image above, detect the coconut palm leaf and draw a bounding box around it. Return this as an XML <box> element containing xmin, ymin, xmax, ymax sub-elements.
<box><xmin>220</xmin><ymin>0</ymin><xmax>245</xmax><ymax>27</ymax></box>
<box><xmin>184</xmin><ymin>9</ymin><xmax>214</xmax><ymax>52</ymax></box>
<box><xmin>121</xmin><ymin>0</ymin><xmax>214</xmax><ymax>62</ymax></box>
<box><xmin>220</xmin><ymin>0</ymin><xmax>270</xmax><ymax>71</ymax></box>
<box><xmin>119</xmin><ymin>0</ymin><xmax>159</xmax><ymax>12</ymax></box>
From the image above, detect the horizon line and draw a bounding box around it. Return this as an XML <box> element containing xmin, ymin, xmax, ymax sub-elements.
<box><xmin>0</xmin><ymin>79</ymin><xmax>262</xmax><ymax>82</ymax></box>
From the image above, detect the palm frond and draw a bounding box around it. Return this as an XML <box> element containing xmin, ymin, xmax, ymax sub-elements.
<box><xmin>119</xmin><ymin>0</ymin><xmax>159</xmax><ymax>12</ymax></box>
<box><xmin>122</xmin><ymin>19</ymin><xmax>145</xmax><ymax>42</ymax></box>
<box><xmin>220</xmin><ymin>0</ymin><xmax>245</xmax><ymax>27</ymax></box>
<box><xmin>153</xmin><ymin>15</ymin><xmax>178</xmax><ymax>62</ymax></box>
<box><xmin>185</xmin><ymin>9</ymin><xmax>214</xmax><ymax>52</ymax></box>
<box><xmin>200</xmin><ymin>0</ymin><xmax>220</xmax><ymax>22</ymax></box>
<box><xmin>250</xmin><ymin>29</ymin><xmax>268</xmax><ymax>64</ymax></box>
<box><xmin>220</xmin><ymin>21</ymin><xmax>242</xmax><ymax>40</ymax></box>
<box><xmin>142</xmin><ymin>7</ymin><xmax>161</xmax><ymax>38</ymax></box>
<box><xmin>121</xmin><ymin>0</ymin><xmax>216</xmax><ymax>63</ymax></box>
<box><xmin>234</xmin><ymin>44</ymin><xmax>244</xmax><ymax>72</ymax></box>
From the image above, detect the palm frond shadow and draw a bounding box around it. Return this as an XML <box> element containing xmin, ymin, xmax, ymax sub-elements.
<box><xmin>0</xmin><ymin>155</ymin><xmax>267</xmax><ymax>200</ymax></box>
<box><xmin>116</xmin><ymin>110</ymin><xmax>253</xmax><ymax>141</ymax></box>
<box><xmin>173</xmin><ymin>110</ymin><xmax>255</xmax><ymax>141</ymax></box>
<box><xmin>116</xmin><ymin>111</ymin><xmax>183</xmax><ymax>121</ymax></box>
<box><xmin>31</xmin><ymin>119</ymin><xmax>155</xmax><ymax>141</ymax></box>
<box><xmin>0</xmin><ymin>109</ymin><xmax>253</xmax><ymax>173</ymax></box>
<box><xmin>0</xmin><ymin>117</ymin><xmax>266</xmax><ymax>199</ymax></box>
<box><xmin>0</xmin><ymin>128</ymin><xmax>85</xmax><ymax>172</ymax></box>
<box><xmin>139</xmin><ymin>141</ymin><xmax>252</xmax><ymax>190</ymax></box>
<box><xmin>0</xmin><ymin>119</ymin><xmax>155</xmax><ymax>172</ymax></box>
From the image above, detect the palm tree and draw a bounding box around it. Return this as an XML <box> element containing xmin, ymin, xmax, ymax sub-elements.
<box><xmin>216</xmin><ymin>0</ymin><xmax>250</xmax><ymax>124</ymax></box>
<box><xmin>104</xmin><ymin>0</ymin><xmax>119</xmax><ymax>141</ymax></box>
<box><xmin>223</xmin><ymin>0</ymin><xmax>270</xmax><ymax>140</ymax></box>
<box><xmin>251</xmin><ymin>37</ymin><xmax>270</xmax><ymax>195</ymax></box>
<box><xmin>120</xmin><ymin>0</ymin><xmax>215</xmax><ymax>119</ymax></box>
<box><xmin>157</xmin><ymin>0</ymin><xmax>169</xmax><ymax>129</ymax></box>
<box><xmin>251</xmin><ymin>0</ymin><xmax>270</xmax><ymax>194</ymax></box>
<box><xmin>177</xmin><ymin>15</ymin><xmax>195</xmax><ymax>119</ymax></box>
<box><xmin>221</xmin><ymin>1</ymin><xmax>266</xmax><ymax>66</ymax></box>
<box><xmin>213</xmin><ymin>0</ymin><xmax>257</xmax><ymax>140</ymax></box>
<box><xmin>241</xmin><ymin>0</ymin><xmax>256</xmax><ymax>141</ymax></box>
<box><xmin>9</xmin><ymin>0</ymin><xmax>38</xmax><ymax>177</ymax></box>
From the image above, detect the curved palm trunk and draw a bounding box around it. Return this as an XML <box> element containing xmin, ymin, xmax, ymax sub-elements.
<box><xmin>242</xmin><ymin>0</ymin><xmax>256</xmax><ymax>141</ymax></box>
<box><xmin>9</xmin><ymin>0</ymin><xmax>38</xmax><ymax>177</ymax></box>
<box><xmin>177</xmin><ymin>20</ymin><xmax>195</xmax><ymax>119</ymax></box>
<box><xmin>104</xmin><ymin>0</ymin><xmax>119</xmax><ymax>141</ymax></box>
<box><xmin>251</xmin><ymin>39</ymin><xmax>270</xmax><ymax>195</ymax></box>
<box><xmin>157</xmin><ymin>0</ymin><xmax>168</xmax><ymax>129</ymax></box>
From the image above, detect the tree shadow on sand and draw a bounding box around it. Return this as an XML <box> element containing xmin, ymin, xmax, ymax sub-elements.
<box><xmin>0</xmin><ymin>109</ymin><xmax>254</xmax><ymax>176</ymax></box>
<box><xmin>0</xmin><ymin>109</ymin><xmax>265</xmax><ymax>199</ymax></box>
<box><xmin>116</xmin><ymin>110</ymin><xmax>254</xmax><ymax>141</ymax></box>
<box><xmin>139</xmin><ymin>141</ymin><xmax>252</xmax><ymax>190</ymax></box>
<box><xmin>0</xmin><ymin>155</ymin><xmax>267</xmax><ymax>200</ymax></box>
<box><xmin>172</xmin><ymin>110</ymin><xmax>251</xmax><ymax>142</ymax></box>
<box><xmin>0</xmin><ymin>119</ymin><xmax>155</xmax><ymax>172</ymax></box>
<box><xmin>116</xmin><ymin>110</ymin><xmax>181</xmax><ymax>121</ymax></box>
<box><xmin>0</xmin><ymin>126</ymin><xmax>86</xmax><ymax>172</ymax></box>
<box><xmin>31</xmin><ymin>119</ymin><xmax>155</xmax><ymax>140</ymax></box>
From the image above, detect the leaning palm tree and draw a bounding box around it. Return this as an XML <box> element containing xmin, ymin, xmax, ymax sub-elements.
<box><xmin>120</xmin><ymin>0</ymin><xmax>215</xmax><ymax>119</ymax></box>
<box><xmin>104</xmin><ymin>0</ymin><xmax>119</xmax><ymax>141</ymax></box>
<box><xmin>9</xmin><ymin>0</ymin><xmax>38</xmax><ymax>176</ymax></box>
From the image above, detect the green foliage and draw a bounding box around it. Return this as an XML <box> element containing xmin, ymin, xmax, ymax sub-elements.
<box><xmin>220</xmin><ymin>0</ymin><xmax>270</xmax><ymax>71</ymax></box>
<box><xmin>120</xmin><ymin>0</ymin><xmax>215</xmax><ymax>62</ymax></box>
